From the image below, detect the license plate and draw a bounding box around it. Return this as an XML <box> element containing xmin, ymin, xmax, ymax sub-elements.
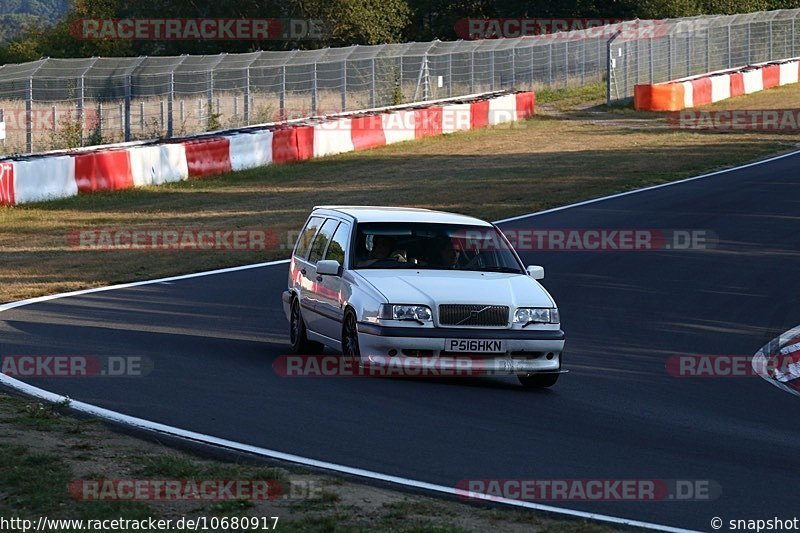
<box><xmin>445</xmin><ymin>339</ymin><xmax>506</xmax><ymax>353</ymax></box>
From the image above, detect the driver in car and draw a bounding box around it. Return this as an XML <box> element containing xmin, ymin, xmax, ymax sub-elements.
<box><xmin>362</xmin><ymin>235</ymin><xmax>407</xmax><ymax>266</ymax></box>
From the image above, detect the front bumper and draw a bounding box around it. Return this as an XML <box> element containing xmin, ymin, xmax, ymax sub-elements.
<box><xmin>357</xmin><ymin>322</ymin><xmax>565</xmax><ymax>375</ymax></box>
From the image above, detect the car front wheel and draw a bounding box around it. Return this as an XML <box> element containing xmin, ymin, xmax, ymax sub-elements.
<box><xmin>341</xmin><ymin>309</ymin><xmax>361</xmax><ymax>362</ymax></box>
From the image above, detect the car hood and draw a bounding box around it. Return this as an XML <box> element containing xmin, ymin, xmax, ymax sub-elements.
<box><xmin>353</xmin><ymin>269</ymin><xmax>556</xmax><ymax>308</ymax></box>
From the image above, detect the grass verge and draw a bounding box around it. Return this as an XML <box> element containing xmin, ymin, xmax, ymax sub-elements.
<box><xmin>0</xmin><ymin>392</ymin><xmax>619</xmax><ymax>532</ymax></box>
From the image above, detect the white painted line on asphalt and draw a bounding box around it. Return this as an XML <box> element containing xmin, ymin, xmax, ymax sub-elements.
<box><xmin>0</xmin><ymin>259</ymin><xmax>290</xmax><ymax>313</ymax></box>
<box><xmin>0</xmin><ymin>372</ymin><xmax>695</xmax><ymax>532</ymax></box>
<box><xmin>494</xmin><ymin>148</ymin><xmax>800</xmax><ymax>224</ymax></box>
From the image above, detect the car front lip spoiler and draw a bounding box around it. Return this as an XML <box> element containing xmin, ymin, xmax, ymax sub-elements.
<box><xmin>357</xmin><ymin>323</ymin><xmax>565</xmax><ymax>340</ymax></box>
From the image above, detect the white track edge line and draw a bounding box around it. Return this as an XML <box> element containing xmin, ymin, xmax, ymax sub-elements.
<box><xmin>494</xmin><ymin>148</ymin><xmax>800</xmax><ymax>224</ymax></box>
<box><xmin>0</xmin><ymin>373</ymin><xmax>694</xmax><ymax>533</ymax></box>
<box><xmin>6</xmin><ymin>145</ymin><xmax>792</xmax><ymax>532</ymax></box>
<box><xmin>0</xmin><ymin>259</ymin><xmax>290</xmax><ymax>313</ymax></box>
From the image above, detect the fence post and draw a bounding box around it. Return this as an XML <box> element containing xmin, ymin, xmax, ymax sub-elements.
<box><xmin>243</xmin><ymin>66</ymin><xmax>250</xmax><ymax>125</ymax></box>
<box><xmin>706</xmin><ymin>29</ymin><xmax>711</xmax><ymax>72</ymax></box>
<box><xmin>77</xmin><ymin>74</ymin><xmax>85</xmax><ymax>145</ymax></box>
<box><xmin>649</xmin><ymin>38</ymin><xmax>654</xmax><ymax>82</ymax></box>
<box><xmin>124</xmin><ymin>74</ymin><xmax>132</xmax><ymax>141</ymax></box>
<box><xmin>448</xmin><ymin>53</ymin><xmax>453</xmax><ymax>96</ymax></box>
<box><xmin>685</xmin><ymin>33</ymin><xmax>691</xmax><ymax>77</ymax></box>
<box><xmin>206</xmin><ymin>70</ymin><xmax>214</xmax><ymax>128</ymax></box>
<box><xmin>564</xmin><ymin>40</ymin><xmax>569</xmax><ymax>87</ymax></box>
<box><xmin>606</xmin><ymin>30</ymin><xmax>621</xmax><ymax>106</ymax></box>
<box><xmin>727</xmin><ymin>24</ymin><xmax>732</xmax><ymax>68</ymax></box>
<box><xmin>470</xmin><ymin>50</ymin><xmax>475</xmax><ymax>93</ymax></box>
<box><xmin>634</xmin><ymin>37</ymin><xmax>640</xmax><ymax>85</ymax></box>
<box><xmin>370</xmin><ymin>58</ymin><xmax>376</xmax><ymax>107</ymax></box>
<box><xmin>279</xmin><ymin>65</ymin><xmax>286</xmax><ymax>120</ymax></box>
<box><xmin>26</xmin><ymin>76</ymin><xmax>33</xmax><ymax>153</ymax></box>
<box><xmin>547</xmin><ymin>42</ymin><xmax>553</xmax><ymax>86</ymax></box>
<box><xmin>490</xmin><ymin>50</ymin><xmax>495</xmax><ymax>90</ymax></box>
<box><xmin>340</xmin><ymin>60</ymin><xmax>347</xmax><ymax>111</ymax></box>
<box><xmin>581</xmin><ymin>40</ymin><xmax>586</xmax><ymax>84</ymax></box>
<box><xmin>668</xmin><ymin>34</ymin><xmax>673</xmax><ymax>80</ymax></box>
<box><xmin>167</xmin><ymin>71</ymin><xmax>174</xmax><ymax>137</ymax></box>
<box><xmin>312</xmin><ymin>62</ymin><xmax>319</xmax><ymax>114</ymax></box>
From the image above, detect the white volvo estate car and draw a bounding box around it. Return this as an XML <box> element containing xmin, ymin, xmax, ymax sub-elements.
<box><xmin>282</xmin><ymin>206</ymin><xmax>565</xmax><ymax>388</ymax></box>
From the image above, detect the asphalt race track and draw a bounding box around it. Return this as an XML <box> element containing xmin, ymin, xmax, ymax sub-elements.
<box><xmin>3</xmin><ymin>152</ymin><xmax>800</xmax><ymax>531</ymax></box>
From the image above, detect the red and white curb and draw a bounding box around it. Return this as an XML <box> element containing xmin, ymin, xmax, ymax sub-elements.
<box><xmin>752</xmin><ymin>324</ymin><xmax>800</xmax><ymax>397</ymax></box>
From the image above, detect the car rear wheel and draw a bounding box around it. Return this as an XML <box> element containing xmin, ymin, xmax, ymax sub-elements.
<box><xmin>341</xmin><ymin>309</ymin><xmax>361</xmax><ymax>363</ymax></box>
<box><xmin>289</xmin><ymin>298</ymin><xmax>323</xmax><ymax>355</ymax></box>
<box><xmin>518</xmin><ymin>373</ymin><xmax>559</xmax><ymax>388</ymax></box>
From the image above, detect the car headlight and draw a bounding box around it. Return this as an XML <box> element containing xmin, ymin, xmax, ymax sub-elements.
<box><xmin>514</xmin><ymin>307</ymin><xmax>559</xmax><ymax>325</ymax></box>
<box><xmin>380</xmin><ymin>304</ymin><xmax>433</xmax><ymax>322</ymax></box>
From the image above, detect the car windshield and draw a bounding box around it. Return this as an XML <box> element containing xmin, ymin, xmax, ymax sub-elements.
<box><xmin>352</xmin><ymin>222</ymin><xmax>524</xmax><ymax>273</ymax></box>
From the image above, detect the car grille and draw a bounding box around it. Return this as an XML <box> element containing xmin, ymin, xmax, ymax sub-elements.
<box><xmin>438</xmin><ymin>305</ymin><xmax>509</xmax><ymax>327</ymax></box>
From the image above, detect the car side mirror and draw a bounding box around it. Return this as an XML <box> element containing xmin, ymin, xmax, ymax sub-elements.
<box><xmin>526</xmin><ymin>265</ymin><xmax>544</xmax><ymax>280</ymax></box>
<box><xmin>316</xmin><ymin>259</ymin><xmax>342</xmax><ymax>276</ymax></box>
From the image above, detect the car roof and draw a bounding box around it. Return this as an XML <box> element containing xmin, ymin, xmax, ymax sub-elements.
<box><xmin>312</xmin><ymin>206</ymin><xmax>493</xmax><ymax>226</ymax></box>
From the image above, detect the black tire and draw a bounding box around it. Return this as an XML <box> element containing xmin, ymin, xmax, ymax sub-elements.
<box><xmin>289</xmin><ymin>298</ymin><xmax>324</xmax><ymax>355</ymax></box>
<box><xmin>518</xmin><ymin>373</ymin><xmax>559</xmax><ymax>388</ymax></box>
<box><xmin>341</xmin><ymin>309</ymin><xmax>361</xmax><ymax>362</ymax></box>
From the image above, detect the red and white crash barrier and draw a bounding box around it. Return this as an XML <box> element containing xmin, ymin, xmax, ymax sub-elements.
<box><xmin>0</xmin><ymin>91</ymin><xmax>535</xmax><ymax>206</ymax></box>
<box><xmin>635</xmin><ymin>58</ymin><xmax>800</xmax><ymax>111</ymax></box>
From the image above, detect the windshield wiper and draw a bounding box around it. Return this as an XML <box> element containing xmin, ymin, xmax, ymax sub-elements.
<box><xmin>473</xmin><ymin>266</ymin><xmax>523</xmax><ymax>273</ymax></box>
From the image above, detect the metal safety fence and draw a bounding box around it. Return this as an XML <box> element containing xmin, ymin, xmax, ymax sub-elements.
<box><xmin>608</xmin><ymin>9</ymin><xmax>800</xmax><ymax>103</ymax></box>
<box><xmin>0</xmin><ymin>9</ymin><xmax>799</xmax><ymax>154</ymax></box>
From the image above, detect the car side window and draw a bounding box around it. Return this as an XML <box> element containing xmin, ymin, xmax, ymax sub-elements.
<box><xmin>308</xmin><ymin>219</ymin><xmax>339</xmax><ymax>264</ymax></box>
<box><xmin>294</xmin><ymin>216</ymin><xmax>323</xmax><ymax>259</ymax></box>
<box><xmin>324</xmin><ymin>223</ymin><xmax>349</xmax><ymax>265</ymax></box>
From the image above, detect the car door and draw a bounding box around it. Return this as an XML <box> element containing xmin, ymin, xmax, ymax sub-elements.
<box><xmin>292</xmin><ymin>215</ymin><xmax>324</xmax><ymax>325</ymax></box>
<box><xmin>314</xmin><ymin>221</ymin><xmax>351</xmax><ymax>341</ymax></box>
<box><xmin>303</xmin><ymin>218</ymin><xmax>340</xmax><ymax>337</ymax></box>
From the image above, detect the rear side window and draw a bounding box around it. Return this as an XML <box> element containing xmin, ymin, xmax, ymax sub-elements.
<box><xmin>324</xmin><ymin>223</ymin><xmax>349</xmax><ymax>265</ymax></box>
<box><xmin>294</xmin><ymin>216</ymin><xmax>323</xmax><ymax>259</ymax></box>
<box><xmin>308</xmin><ymin>219</ymin><xmax>339</xmax><ymax>264</ymax></box>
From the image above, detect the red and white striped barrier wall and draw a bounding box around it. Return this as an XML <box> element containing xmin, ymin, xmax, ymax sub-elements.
<box><xmin>313</xmin><ymin>118</ymin><xmax>355</xmax><ymax>158</ymax></box>
<box><xmin>0</xmin><ymin>91</ymin><xmax>534</xmax><ymax>206</ymax></box>
<box><xmin>129</xmin><ymin>144</ymin><xmax>189</xmax><ymax>186</ymax></box>
<box><xmin>381</xmin><ymin>110</ymin><xmax>416</xmax><ymax>145</ymax></box>
<box><xmin>779</xmin><ymin>61</ymin><xmax>799</xmax><ymax>85</ymax></box>
<box><xmin>442</xmin><ymin>103</ymin><xmax>472</xmax><ymax>134</ymax></box>
<box><xmin>13</xmin><ymin>156</ymin><xmax>78</xmax><ymax>203</ymax></box>
<box><xmin>634</xmin><ymin>58</ymin><xmax>800</xmax><ymax>111</ymax></box>
<box><xmin>226</xmin><ymin>131</ymin><xmax>273</xmax><ymax>171</ymax></box>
